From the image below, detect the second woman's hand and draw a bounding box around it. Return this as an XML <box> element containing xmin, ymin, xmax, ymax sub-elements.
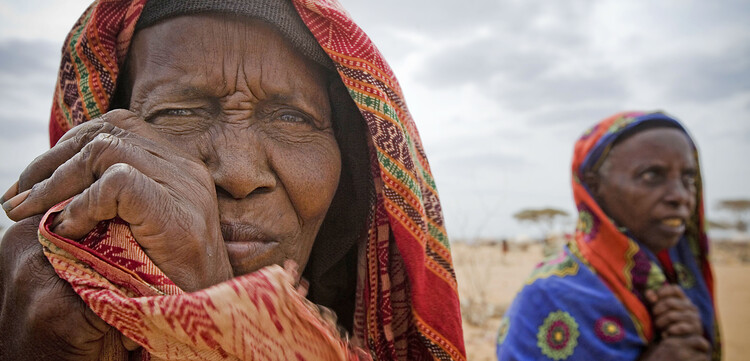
<box><xmin>641</xmin><ymin>284</ymin><xmax>711</xmax><ymax>360</ymax></box>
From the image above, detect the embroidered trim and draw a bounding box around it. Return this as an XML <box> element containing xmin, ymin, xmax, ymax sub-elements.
<box><xmin>496</xmin><ymin>316</ymin><xmax>510</xmax><ymax>345</ymax></box>
<box><xmin>525</xmin><ymin>253</ymin><xmax>579</xmax><ymax>285</ymax></box>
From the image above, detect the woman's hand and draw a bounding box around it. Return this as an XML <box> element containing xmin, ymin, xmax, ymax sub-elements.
<box><xmin>646</xmin><ymin>284</ymin><xmax>704</xmax><ymax>338</ymax></box>
<box><xmin>2</xmin><ymin>109</ymin><xmax>232</xmax><ymax>291</ymax></box>
<box><xmin>639</xmin><ymin>336</ymin><xmax>711</xmax><ymax>361</ymax></box>
<box><xmin>639</xmin><ymin>284</ymin><xmax>711</xmax><ymax>361</ymax></box>
<box><xmin>0</xmin><ymin>216</ymin><xmax>115</xmax><ymax>360</ymax></box>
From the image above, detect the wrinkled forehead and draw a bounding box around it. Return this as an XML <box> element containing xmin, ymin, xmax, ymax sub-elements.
<box><xmin>123</xmin><ymin>15</ymin><xmax>333</xmax><ymax>125</ymax></box>
<box><xmin>116</xmin><ymin>14</ymin><xmax>335</xmax><ymax>116</ymax></box>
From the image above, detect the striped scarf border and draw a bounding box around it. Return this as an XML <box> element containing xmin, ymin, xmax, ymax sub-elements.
<box><xmin>294</xmin><ymin>1</ymin><xmax>465</xmax><ymax>359</ymax></box>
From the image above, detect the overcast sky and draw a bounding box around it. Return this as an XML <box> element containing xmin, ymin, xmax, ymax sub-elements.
<box><xmin>0</xmin><ymin>0</ymin><xmax>748</xmax><ymax>240</ymax></box>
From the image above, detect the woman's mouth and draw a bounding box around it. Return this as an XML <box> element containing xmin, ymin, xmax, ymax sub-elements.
<box><xmin>221</xmin><ymin>222</ymin><xmax>274</xmax><ymax>244</ymax></box>
<box><xmin>661</xmin><ymin>217</ymin><xmax>684</xmax><ymax>228</ymax></box>
<box><xmin>658</xmin><ymin>217</ymin><xmax>687</xmax><ymax>236</ymax></box>
<box><xmin>221</xmin><ymin>223</ymin><xmax>279</xmax><ymax>274</ymax></box>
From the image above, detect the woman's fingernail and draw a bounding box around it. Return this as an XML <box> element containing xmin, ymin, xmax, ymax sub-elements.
<box><xmin>2</xmin><ymin>189</ymin><xmax>30</xmax><ymax>212</ymax></box>
<box><xmin>0</xmin><ymin>181</ymin><xmax>19</xmax><ymax>204</ymax></box>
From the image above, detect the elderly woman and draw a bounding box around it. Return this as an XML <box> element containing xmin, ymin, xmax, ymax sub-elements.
<box><xmin>0</xmin><ymin>0</ymin><xmax>466</xmax><ymax>360</ymax></box>
<box><xmin>496</xmin><ymin>112</ymin><xmax>720</xmax><ymax>360</ymax></box>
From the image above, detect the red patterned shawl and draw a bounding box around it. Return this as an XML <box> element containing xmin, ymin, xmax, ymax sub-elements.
<box><xmin>40</xmin><ymin>201</ymin><xmax>367</xmax><ymax>361</ymax></box>
<box><xmin>46</xmin><ymin>0</ymin><xmax>465</xmax><ymax>360</ymax></box>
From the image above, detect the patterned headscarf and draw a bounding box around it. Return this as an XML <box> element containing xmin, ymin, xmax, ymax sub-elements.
<box><xmin>46</xmin><ymin>0</ymin><xmax>465</xmax><ymax>360</ymax></box>
<box><xmin>571</xmin><ymin>111</ymin><xmax>719</xmax><ymax>349</ymax></box>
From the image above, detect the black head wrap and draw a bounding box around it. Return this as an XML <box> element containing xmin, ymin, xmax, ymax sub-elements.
<box><xmin>136</xmin><ymin>0</ymin><xmax>334</xmax><ymax>71</ymax></box>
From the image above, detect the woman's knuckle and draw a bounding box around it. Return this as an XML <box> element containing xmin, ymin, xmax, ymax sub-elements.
<box><xmin>107</xmin><ymin>108</ymin><xmax>136</xmax><ymax>122</ymax></box>
<box><xmin>100</xmin><ymin>163</ymin><xmax>135</xmax><ymax>192</ymax></box>
<box><xmin>74</xmin><ymin>121</ymin><xmax>107</xmax><ymax>144</ymax></box>
<box><xmin>95</xmin><ymin>132</ymin><xmax>130</xmax><ymax>159</ymax></box>
<box><xmin>80</xmin><ymin>135</ymin><xmax>109</xmax><ymax>162</ymax></box>
<box><xmin>674</xmin><ymin>323</ymin><xmax>688</xmax><ymax>333</ymax></box>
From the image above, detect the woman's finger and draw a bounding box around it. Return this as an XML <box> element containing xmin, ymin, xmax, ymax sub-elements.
<box><xmin>654</xmin><ymin>283</ymin><xmax>688</xmax><ymax>300</ymax></box>
<box><xmin>663</xmin><ymin>320</ymin><xmax>703</xmax><ymax>337</ymax></box>
<box><xmin>654</xmin><ymin>309</ymin><xmax>695</xmax><ymax>329</ymax></box>
<box><xmin>652</xmin><ymin>295</ymin><xmax>697</xmax><ymax>316</ymax></box>
<box><xmin>683</xmin><ymin>335</ymin><xmax>712</xmax><ymax>353</ymax></box>
<box><xmin>51</xmin><ymin>163</ymin><xmax>168</xmax><ymax>240</ymax></box>
<box><xmin>15</xmin><ymin>110</ymin><xmax>143</xmax><ymax>195</ymax></box>
<box><xmin>5</xmin><ymin>131</ymin><xmax>175</xmax><ymax>221</ymax></box>
<box><xmin>0</xmin><ymin>181</ymin><xmax>18</xmax><ymax>204</ymax></box>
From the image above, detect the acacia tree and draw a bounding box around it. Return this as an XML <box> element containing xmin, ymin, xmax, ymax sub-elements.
<box><xmin>513</xmin><ymin>208</ymin><xmax>570</xmax><ymax>238</ymax></box>
<box><xmin>707</xmin><ymin>219</ymin><xmax>733</xmax><ymax>230</ymax></box>
<box><xmin>717</xmin><ymin>199</ymin><xmax>750</xmax><ymax>232</ymax></box>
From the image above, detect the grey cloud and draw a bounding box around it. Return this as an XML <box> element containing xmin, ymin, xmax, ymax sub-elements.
<box><xmin>415</xmin><ymin>35</ymin><xmax>555</xmax><ymax>88</ymax></box>
<box><xmin>659</xmin><ymin>45</ymin><xmax>750</xmax><ymax>102</ymax></box>
<box><xmin>526</xmin><ymin>103</ymin><xmax>624</xmax><ymax>129</ymax></box>
<box><xmin>0</xmin><ymin>39</ymin><xmax>59</xmax><ymax>111</ymax></box>
<box><xmin>433</xmin><ymin>152</ymin><xmax>528</xmax><ymax>173</ymax></box>
<box><xmin>0</xmin><ymin>40</ymin><xmax>54</xmax><ymax>138</ymax></box>
<box><xmin>411</xmin><ymin>0</ymin><xmax>596</xmax><ymax>88</ymax></box>
<box><xmin>0</xmin><ymin>80</ymin><xmax>55</xmax><ymax>109</ymax></box>
<box><xmin>425</xmin><ymin>128</ymin><xmax>531</xmax><ymax>157</ymax></box>
<box><xmin>402</xmin><ymin>1</ymin><xmax>629</xmax><ymax>111</ymax></box>
<box><xmin>426</xmin><ymin>130</ymin><xmax>531</xmax><ymax>172</ymax></box>
<box><xmin>0</xmin><ymin>114</ymin><xmax>48</xmax><ymax>140</ymax></box>
<box><xmin>0</xmin><ymin>40</ymin><xmax>59</xmax><ymax>76</ymax></box>
<box><xmin>0</xmin><ymin>169</ymin><xmax>20</xmax><ymax>179</ymax></box>
<box><xmin>345</xmin><ymin>0</ymin><xmax>595</xmax><ymax>39</ymax></box>
<box><xmin>493</xmin><ymin>71</ymin><xmax>627</xmax><ymax>110</ymax></box>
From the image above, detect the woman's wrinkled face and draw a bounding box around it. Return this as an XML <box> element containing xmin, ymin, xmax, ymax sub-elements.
<box><xmin>126</xmin><ymin>15</ymin><xmax>341</xmax><ymax>276</ymax></box>
<box><xmin>589</xmin><ymin>127</ymin><xmax>697</xmax><ymax>254</ymax></box>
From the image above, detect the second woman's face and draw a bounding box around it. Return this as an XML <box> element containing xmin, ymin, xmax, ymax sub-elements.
<box><xmin>126</xmin><ymin>15</ymin><xmax>341</xmax><ymax>276</ymax></box>
<box><xmin>592</xmin><ymin>127</ymin><xmax>697</xmax><ymax>254</ymax></box>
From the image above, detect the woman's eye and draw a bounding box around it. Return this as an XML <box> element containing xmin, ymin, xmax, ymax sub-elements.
<box><xmin>277</xmin><ymin>113</ymin><xmax>308</xmax><ymax>124</ymax></box>
<box><xmin>163</xmin><ymin>109</ymin><xmax>195</xmax><ymax>116</ymax></box>
<box><xmin>641</xmin><ymin>170</ymin><xmax>658</xmax><ymax>182</ymax></box>
<box><xmin>683</xmin><ymin>173</ymin><xmax>697</xmax><ymax>186</ymax></box>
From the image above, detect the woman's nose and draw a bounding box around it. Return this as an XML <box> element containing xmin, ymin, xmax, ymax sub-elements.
<box><xmin>664</xmin><ymin>176</ymin><xmax>692</xmax><ymax>207</ymax></box>
<box><xmin>208</xmin><ymin>133</ymin><xmax>276</xmax><ymax>200</ymax></box>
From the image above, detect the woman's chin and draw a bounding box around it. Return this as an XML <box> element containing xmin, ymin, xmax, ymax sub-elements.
<box><xmin>642</xmin><ymin>233</ymin><xmax>683</xmax><ymax>254</ymax></box>
<box><xmin>226</xmin><ymin>241</ymin><xmax>279</xmax><ymax>276</ymax></box>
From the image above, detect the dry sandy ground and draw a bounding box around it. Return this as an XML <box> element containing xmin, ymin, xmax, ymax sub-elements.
<box><xmin>452</xmin><ymin>242</ymin><xmax>750</xmax><ymax>361</ymax></box>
